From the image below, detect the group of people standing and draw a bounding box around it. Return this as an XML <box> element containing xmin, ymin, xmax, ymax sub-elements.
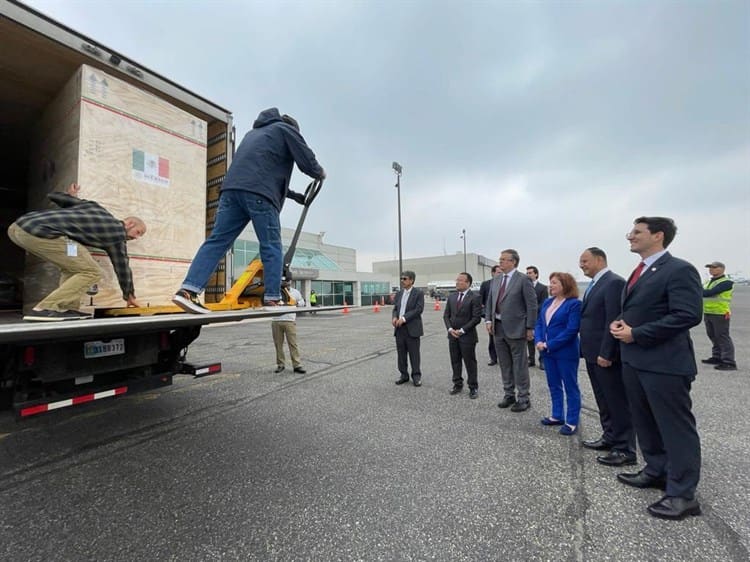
<box><xmin>390</xmin><ymin>216</ymin><xmax>736</xmax><ymax>521</ymax></box>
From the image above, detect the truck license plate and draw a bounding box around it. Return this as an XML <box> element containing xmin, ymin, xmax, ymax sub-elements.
<box><xmin>84</xmin><ymin>338</ymin><xmax>125</xmax><ymax>359</ymax></box>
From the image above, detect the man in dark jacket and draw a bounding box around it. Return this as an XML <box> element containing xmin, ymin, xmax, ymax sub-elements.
<box><xmin>173</xmin><ymin>108</ymin><xmax>325</xmax><ymax>313</ymax></box>
<box><xmin>392</xmin><ymin>270</ymin><xmax>425</xmax><ymax>387</ymax></box>
<box><xmin>479</xmin><ymin>265</ymin><xmax>501</xmax><ymax>365</ymax></box>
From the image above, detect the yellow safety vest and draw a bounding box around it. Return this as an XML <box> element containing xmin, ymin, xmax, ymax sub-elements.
<box><xmin>703</xmin><ymin>276</ymin><xmax>732</xmax><ymax>315</ymax></box>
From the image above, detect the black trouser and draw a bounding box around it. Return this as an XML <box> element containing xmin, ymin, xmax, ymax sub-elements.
<box><xmin>395</xmin><ymin>327</ymin><xmax>421</xmax><ymax>380</ymax></box>
<box><xmin>449</xmin><ymin>337</ymin><xmax>478</xmax><ymax>389</ymax></box>
<box><xmin>622</xmin><ymin>364</ymin><xmax>701</xmax><ymax>499</ymax></box>
<box><xmin>704</xmin><ymin>314</ymin><xmax>736</xmax><ymax>366</ymax></box>
<box><xmin>527</xmin><ymin>339</ymin><xmax>543</xmax><ymax>367</ymax></box>
<box><xmin>585</xmin><ymin>360</ymin><xmax>635</xmax><ymax>453</ymax></box>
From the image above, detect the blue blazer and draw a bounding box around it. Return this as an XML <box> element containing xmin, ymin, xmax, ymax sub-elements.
<box><xmin>534</xmin><ymin>297</ymin><xmax>581</xmax><ymax>361</ymax></box>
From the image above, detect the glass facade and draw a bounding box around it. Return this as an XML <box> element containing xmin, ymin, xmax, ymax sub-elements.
<box><xmin>311</xmin><ymin>280</ymin><xmax>355</xmax><ymax>306</ymax></box>
<box><xmin>231</xmin><ymin>240</ymin><xmax>341</xmax><ymax>283</ymax></box>
<box><xmin>360</xmin><ymin>281</ymin><xmax>391</xmax><ymax>306</ymax></box>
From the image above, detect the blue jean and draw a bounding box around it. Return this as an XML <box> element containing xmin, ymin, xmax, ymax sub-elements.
<box><xmin>543</xmin><ymin>357</ymin><xmax>581</xmax><ymax>426</ymax></box>
<box><xmin>181</xmin><ymin>190</ymin><xmax>282</xmax><ymax>301</ymax></box>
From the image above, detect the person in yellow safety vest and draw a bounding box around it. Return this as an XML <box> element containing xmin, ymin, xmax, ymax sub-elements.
<box><xmin>309</xmin><ymin>289</ymin><xmax>318</xmax><ymax>315</ymax></box>
<box><xmin>701</xmin><ymin>261</ymin><xmax>736</xmax><ymax>371</ymax></box>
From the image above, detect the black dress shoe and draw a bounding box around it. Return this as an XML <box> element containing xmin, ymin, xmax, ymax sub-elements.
<box><xmin>617</xmin><ymin>470</ymin><xmax>667</xmax><ymax>490</ymax></box>
<box><xmin>488</xmin><ymin>360</ymin><xmax>498</xmax><ymax>366</ymax></box>
<box><xmin>293</xmin><ymin>367</ymin><xmax>306</xmax><ymax>374</ymax></box>
<box><xmin>274</xmin><ymin>365</ymin><xmax>285</xmax><ymax>373</ymax></box>
<box><xmin>395</xmin><ymin>377</ymin><xmax>410</xmax><ymax>385</ymax></box>
<box><xmin>412</xmin><ymin>378</ymin><xmax>422</xmax><ymax>387</ymax></box>
<box><xmin>450</xmin><ymin>386</ymin><xmax>463</xmax><ymax>395</ymax></box>
<box><xmin>647</xmin><ymin>495</ymin><xmax>701</xmax><ymax>520</ymax></box>
<box><xmin>701</xmin><ymin>357</ymin><xmax>721</xmax><ymax>364</ymax></box>
<box><xmin>497</xmin><ymin>396</ymin><xmax>516</xmax><ymax>408</ymax></box>
<box><xmin>469</xmin><ymin>388</ymin><xmax>478</xmax><ymax>399</ymax></box>
<box><xmin>597</xmin><ymin>450</ymin><xmax>637</xmax><ymax>467</ymax></box>
<box><xmin>510</xmin><ymin>401</ymin><xmax>530</xmax><ymax>412</ymax></box>
<box><xmin>582</xmin><ymin>438</ymin><xmax>612</xmax><ymax>451</ymax></box>
<box><xmin>528</xmin><ymin>361</ymin><xmax>536</xmax><ymax>367</ymax></box>
<box><xmin>715</xmin><ymin>363</ymin><xmax>737</xmax><ymax>371</ymax></box>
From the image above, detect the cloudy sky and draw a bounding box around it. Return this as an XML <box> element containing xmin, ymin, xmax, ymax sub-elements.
<box><xmin>27</xmin><ymin>0</ymin><xmax>750</xmax><ymax>280</ymax></box>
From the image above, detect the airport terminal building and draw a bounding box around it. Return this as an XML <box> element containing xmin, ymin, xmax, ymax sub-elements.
<box><xmin>232</xmin><ymin>227</ymin><xmax>498</xmax><ymax>305</ymax></box>
<box><xmin>232</xmin><ymin>227</ymin><xmax>391</xmax><ymax>306</ymax></box>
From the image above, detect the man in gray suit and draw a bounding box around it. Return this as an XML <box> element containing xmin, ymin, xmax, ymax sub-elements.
<box><xmin>485</xmin><ymin>249</ymin><xmax>538</xmax><ymax>411</ymax></box>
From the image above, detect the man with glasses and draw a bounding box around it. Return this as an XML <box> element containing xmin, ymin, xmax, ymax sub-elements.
<box><xmin>392</xmin><ymin>271</ymin><xmax>425</xmax><ymax>387</ymax></box>
<box><xmin>610</xmin><ymin>217</ymin><xmax>703</xmax><ymax>520</ymax></box>
<box><xmin>485</xmin><ymin>249</ymin><xmax>538</xmax><ymax>412</ymax></box>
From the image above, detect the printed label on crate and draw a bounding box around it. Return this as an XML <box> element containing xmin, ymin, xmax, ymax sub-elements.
<box><xmin>132</xmin><ymin>149</ymin><xmax>170</xmax><ymax>187</ymax></box>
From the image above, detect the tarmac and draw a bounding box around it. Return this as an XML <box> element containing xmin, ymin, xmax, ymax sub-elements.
<box><xmin>0</xmin><ymin>287</ymin><xmax>748</xmax><ymax>561</ymax></box>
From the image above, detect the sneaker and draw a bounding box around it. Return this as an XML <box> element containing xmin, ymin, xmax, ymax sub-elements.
<box><xmin>65</xmin><ymin>309</ymin><xmax>93</xmax><ymax>318</ymax></box>
<box><xmin>172</xmin><ymin>289</ymin><xmax>210</xmax><ymax>314</ymax></box>
<box><xmin>23</xmin><ymin>309</ymin><xmax>88</xmax><ymax>322</ymax></box>
<box><xmin>263</xmin><ymin>299</ymin><xmax>296</xmax><ymax>311</ymax></box>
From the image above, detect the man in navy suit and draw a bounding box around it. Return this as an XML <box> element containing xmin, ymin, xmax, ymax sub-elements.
<box><xmin>444</xmin><ymin>272</ymin><xmax>483</xmax><ymax>398</ymax></box>
<box><xmin>480</xmin><ymin>265</ymin><xmax>501</xmax><ymax>365</ymax></box>
<box><xmin>525</xmin><ymin>265</ymin><xmax>549</xmax><ymax>368</ymax></box>
<box><xmin>611</xmin><ymin>217</ymin><xmax>703</xmax><ymax>520</ymax></box>
<box><xmin>579</xmin><ymin>247</ymin><xmax>635</xmax><ymax>466</ymax></box>
<box><xmin>392</xmin><ymin>270</ymin><xmax>425</xmax><ymax>387</ymax></box>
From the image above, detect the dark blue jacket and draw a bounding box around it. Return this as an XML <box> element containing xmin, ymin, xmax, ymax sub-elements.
<box><xmin>222</xmin><ymin>108</ymin><xmax>324</xmax><ymax>211</ymax></box>
<box><xmin>618</xmin><ymin>253</ymin><xmax>702</xmax><ymax>376</ymax></box>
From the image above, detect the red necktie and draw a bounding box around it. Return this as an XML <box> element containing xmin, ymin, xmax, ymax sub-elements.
<box><xmin>495</xmin><ymin>275</ymin><xmax>508</xmax><ymax>313</ymax></box>
<box><xmin>627</xmin><ymin>262</ymin><xmax>646</xmax><ymax>292</ymax></box>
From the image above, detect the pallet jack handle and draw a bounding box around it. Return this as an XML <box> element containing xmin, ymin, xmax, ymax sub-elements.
<box><xmin>283</xmin><ymin>178</ymin><xmax>324</xmax><ymax>280</ymax></box>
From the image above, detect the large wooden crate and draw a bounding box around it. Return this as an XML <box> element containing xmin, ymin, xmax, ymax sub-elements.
<box><xmin>25</xmin><ymin>64</ymin><xmax>207</xmax><ymax>310</ymax></box>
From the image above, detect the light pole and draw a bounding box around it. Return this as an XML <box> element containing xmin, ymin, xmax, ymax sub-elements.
<box><xmin>461</xmin><ymin>228</ymin><xmax>467</xmax><ymax>272</ymax></box>
<box><xmin>392</xmin><ymin>162</ymin><xmax>403</xmax><ymax>277</ymax></box>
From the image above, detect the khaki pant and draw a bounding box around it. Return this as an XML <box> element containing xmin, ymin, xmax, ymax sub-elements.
<box><xmin>272</xmin><ymin>320</ymin><xmax>301</xmax><ymax>368</ymax></box>
<box><xmin>7</xmin><ymin>223</ymin><xmax>101</xmax><ymax>312</ymax></box>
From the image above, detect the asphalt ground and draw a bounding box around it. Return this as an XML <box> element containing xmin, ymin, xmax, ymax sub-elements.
<box><xmin>1</xmin><ymin>288</ymin><xmax>748</xmax><ymax>561</ymax></box>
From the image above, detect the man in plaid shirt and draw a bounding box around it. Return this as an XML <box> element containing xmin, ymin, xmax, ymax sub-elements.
<box><xmin>8</xmin><ymin>183</ymin><xmax>146</xmax><ymax>321</ymax></box>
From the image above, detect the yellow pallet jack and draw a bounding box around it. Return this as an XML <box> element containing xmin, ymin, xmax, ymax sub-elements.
<box><xmin>100</xmin><ymin>179</ymin><xmax>324</xmax><ymax>317</ymax></box>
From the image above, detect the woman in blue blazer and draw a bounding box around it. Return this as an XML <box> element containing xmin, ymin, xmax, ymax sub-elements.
<box><xmin>534</xmin><ymin>272</ymin><xmax>582</xmax><ymax>435</ymax></box>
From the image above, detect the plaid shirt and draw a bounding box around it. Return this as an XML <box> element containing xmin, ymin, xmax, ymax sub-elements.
<box><xmin>15</xmin><ymin>193</ymin><xmax>135</xmax><ymax>298</ymax></box>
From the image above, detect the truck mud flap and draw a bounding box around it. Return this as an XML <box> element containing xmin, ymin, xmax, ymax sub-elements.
<box><xmin>178</xmin><ymin>362</ymin><xmax>222</xmax><ymax>378</ymax></box>
<box><xmin>14</xmin><ymin>372</ymin><xmax>173</xmax><ymax>419</ymax></box>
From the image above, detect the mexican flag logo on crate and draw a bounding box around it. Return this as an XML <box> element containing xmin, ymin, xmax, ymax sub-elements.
<box><xmin>132</xmin><ymin>149</ymin><xmax>170</xmax><ymax>187</ymax></box>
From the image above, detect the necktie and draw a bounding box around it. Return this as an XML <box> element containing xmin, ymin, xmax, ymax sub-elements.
<box><xmin>583</xmin><ymin>281</ymin><xmax>594</xmax><ymax>300</ymax></box>
<box><xmin>495</xmin><ymin>275</ymin><xmax>508</xmax><ymax>313</ymax></box>
<box><xmin>627</xmin><ymin>262</ymin><xmax>646</xmax><ymax>292</ymax></box>
<box><xmin>457</xmin><ymin>292</ymin><xmax>464</xmax><ymax>308</ymax></box>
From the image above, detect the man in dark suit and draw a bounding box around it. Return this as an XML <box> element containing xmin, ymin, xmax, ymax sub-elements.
<box><xmin>525</xmin><ymin>265</ymin><xmax>549</xmax><ymax>368</ymax></box>
<box><xmin>479</xmin><ymin>265</ymin><xmax>501</xmax><ymax>366</ymax></box>
<box><xmin>578</xmin><ymin>247</ymin><xmax>635</xmax><ymax>466</ymax></box>
<box><xmin>611</xmin><ymin>216</ymin><xmax>703</xmax><ymax>520</ymax></box>
<box><xmin>485</xmin><ymin>249</ymin><xmax>538</xmax><ymax>412</ymax></box>
<box><xmin>392</xmin><ymin>270</ymin><xmax>425</xmax><ymax>387</ymax></box>
<box><xmin>444</xmin><ymin>272</ymin><xmax>483</xmax><ymax>398</ymax></box>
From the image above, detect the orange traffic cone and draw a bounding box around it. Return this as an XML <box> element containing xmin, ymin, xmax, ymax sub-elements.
<box><xmin>373</xmin><ymin>301</ymin><xmax>380</xmax><ymax>312</ymax></box>
<box><xmin>342</xmin><ymin>300</ymin><xmax>349</xmax><ymax>314</ymax></box>
<box><xmin>434</xmin><ymin>299</ymin><xmax>441</xmax><ymax>311</ymax></box>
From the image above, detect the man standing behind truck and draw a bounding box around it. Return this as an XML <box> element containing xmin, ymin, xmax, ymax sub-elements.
<box><xmin>8</xmin><ymin>183</ymin><xmax>146</xmax><ymax>321</ymax></box>
<box><xmin>172</xmin><ymin>108</ymin><xmax>326</xmax><ymax>313</ymax></box>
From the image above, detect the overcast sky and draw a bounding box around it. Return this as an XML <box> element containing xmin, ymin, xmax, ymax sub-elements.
<box><xmin>27</xmin><ymin>0</ymin><xmax>750</xmax><ymax>280</ymax></box>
